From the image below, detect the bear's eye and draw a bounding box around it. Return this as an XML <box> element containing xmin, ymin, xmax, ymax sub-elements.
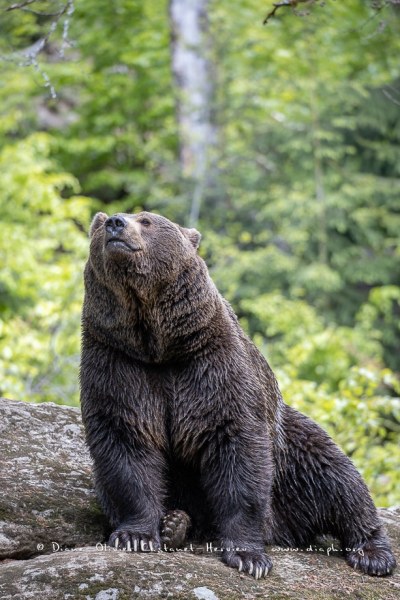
<box><xmin>139</xmin><ymin>218</ymin><xmax>151</xmax><ymax>227</ymax></box>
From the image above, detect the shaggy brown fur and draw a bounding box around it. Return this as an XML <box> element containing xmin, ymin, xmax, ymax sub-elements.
<box><xmin>80</xmin><ymin>211</ymin><xmax>396</xmax><ymax>579</ymax></box>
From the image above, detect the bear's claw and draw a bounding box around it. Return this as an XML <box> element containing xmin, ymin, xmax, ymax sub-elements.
<box><xmin>345</xmin><ymin>538</ymin><xmax>396</xmax><ymax>576</ymax></box>
<box><xmin>108</xmin><ymin>528</ymin><xmax>160</xmax><ymax>552</ymax></box>
<box><xmin>222</xmin><ymin>547</ymin><xmax>272</xmax><ymax>579</ymax></box>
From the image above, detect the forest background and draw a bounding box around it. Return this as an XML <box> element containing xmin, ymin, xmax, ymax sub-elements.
<box><xmin>0</xmin><ymin>0</ymin><xmax>399</xmax><ymax>507</ymax></box>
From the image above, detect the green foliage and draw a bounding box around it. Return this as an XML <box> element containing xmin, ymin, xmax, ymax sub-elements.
<box><xmin>280</xmin><ymin>366</ymin><xmax>400</xmax><ymax>507</ymax></box>
<box><xmin>211</xmin><ymin>0</ymin><xmax>400</xmax><ymax>304</ymax></box>
<box><xmin>0</xmin><ymin>0</ymin><xmax>399</xmax><ymax>505</ymax></box>
<box><xmin>238</xmin><ymin>291</ymin><xmax>400</xmax><ymax>505</ymax></box>
<box><xmin>52</xmin><ymin>0</ymin><xmax>181</xmax><ymax>215</ymax></box>
<box><xmin>0</xmin><ymin>133</ymin><xmax>90</xmax><ymax>403</ymax></box>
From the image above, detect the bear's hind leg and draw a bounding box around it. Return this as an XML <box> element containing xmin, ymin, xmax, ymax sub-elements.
<box><xmin>161</xmin><ymin>510</ymin><xmax>191</xmax><ymax>549</ymax></box>
<box><xmin>272</xmin><ymin>405</ymin><xmax>396</xmax><ymax>576</ymax></box>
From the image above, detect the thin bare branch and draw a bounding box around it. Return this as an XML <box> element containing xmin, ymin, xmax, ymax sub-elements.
<box><xmin>263</xmin><ymin>0</ymin><xmax>293</xmax><ymax>24</ymax></box>
<box><xmin>2</xmin><ymin>0</ymin><xmax>75</xmax><ymax>98</ymax></box>
<box><xmin>263</xmin><ymin>0</ymin><xmax>315</xmax><ymax>24</ymax></box>
<box><xmin>5</xmin><ymin>0</ymin><xmax>38</xmax><ymax>11</ymax></box>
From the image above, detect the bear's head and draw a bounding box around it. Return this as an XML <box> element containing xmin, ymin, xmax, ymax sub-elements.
<box><xmin>88</xmin><ymin>211</ymin><xmax>201</xmax><ymax>292</ymax></box>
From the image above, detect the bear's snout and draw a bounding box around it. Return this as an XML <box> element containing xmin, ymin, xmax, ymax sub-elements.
<box><xmin>104</xmin><ymin>214</ymin><xmax>142</xmax><ymax>253</ymax></box>
<box><xmin>105</xmin><ymin>215</ymin><xmax>127</xmax><ymax>236</ymax></box>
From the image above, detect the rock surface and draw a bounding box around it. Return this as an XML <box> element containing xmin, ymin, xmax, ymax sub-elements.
<box><xmin>0</xmin><ymin>397</ymin><xmax>106</xmax><ymax>559</ymax></box>
<box><xmin>0</xmin><ymin>397</ymin><xmax>399</xmax><ymax>599</ymax></box>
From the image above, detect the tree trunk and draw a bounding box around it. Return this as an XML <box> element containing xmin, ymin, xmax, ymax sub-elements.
<box><xmin>169</xmin><ymin>0</ymin><xmax>218</xmax><ymax>226</ymax></box>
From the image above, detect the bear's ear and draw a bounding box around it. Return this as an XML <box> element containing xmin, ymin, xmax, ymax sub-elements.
<box><xmin>181</xmin><ymin>227</ymin><xmax>201</xmax><ymax>250</ymax></box>
<box><xmin>89</xmin><ymin>212</ymin><xmax>108</xmax><ymax>238</ymax></box>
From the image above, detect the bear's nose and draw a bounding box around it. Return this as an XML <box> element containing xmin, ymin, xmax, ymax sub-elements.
<box><xmin>105</xmin><ymin>215</ymin><xmax>127</xmax><ymax>235</ymax></box>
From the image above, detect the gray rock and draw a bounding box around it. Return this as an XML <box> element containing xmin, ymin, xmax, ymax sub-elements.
<box><xmin>0</xmin><ymin>397</ymin><xmax>106</xmax><ymax>559</ymax></box>
<box><xmin>0</xmin><ymin>397</ymin><xmax>399</xmax><ymax>599</ymax></box>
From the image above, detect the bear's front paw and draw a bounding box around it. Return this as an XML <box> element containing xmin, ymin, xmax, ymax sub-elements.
<box><xmin>161</xmin><ymin>509</ymin><xmax>191</xmax><ymax>549</ymax></box>
<box><xmin>346</xmin><ymin>538</ymin><xmax>396</xmax><ymax>576</ymax></box>
<box><xmin>108</xmin><ymin>527</ymin><xmax>160</xmax><ymax>552</ymax></box>
<box><xmin>222</xmin><ymin>546</ymin><xmax>272</xmax><ymax>579</ymax></box>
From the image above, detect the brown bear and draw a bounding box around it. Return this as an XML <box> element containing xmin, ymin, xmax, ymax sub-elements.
<box><xmin>80</xmin><ymin>211</ymin><xmax>396</xmax><ymax>579</ymax></box>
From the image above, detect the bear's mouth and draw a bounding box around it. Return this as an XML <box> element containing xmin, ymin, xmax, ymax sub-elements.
<box><xmin>106</xmin><ymin>238</ymin><xmax>141</xmax><ymax>252</ymax></box>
